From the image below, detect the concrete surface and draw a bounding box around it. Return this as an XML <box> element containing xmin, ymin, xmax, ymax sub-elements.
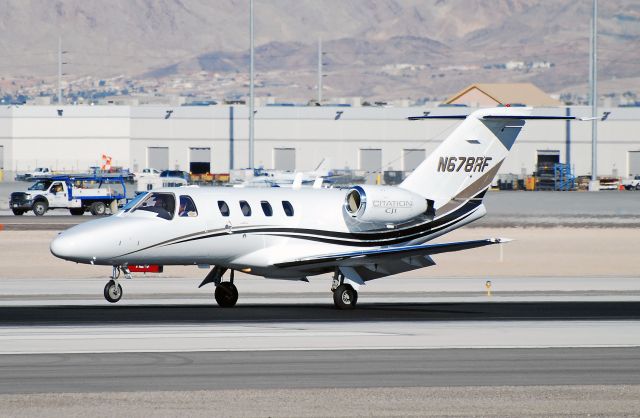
<box><xmin>2</xmin><ymin>320</ymin><xmax>640</xmax><ymax>354</ymax></box>
<box><xmin>3</xmin><ymin>276</ymin><xmax>640</xmax><ymax>303</ymax></box>
<box><xmin>1</xmin><ymin>385</ymin><xmax>640</xmax><ymax>417</ymax></box>
<box><xmin>1</xmin><ymin>227</ymin><xmax>638</xmax><ymax>279</ymax></box>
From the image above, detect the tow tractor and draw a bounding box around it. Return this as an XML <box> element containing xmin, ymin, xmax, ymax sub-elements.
<box><xmin>9</xmin><ymin>175</ymin><xmax>128</xmax><ymax>216</ymax></box>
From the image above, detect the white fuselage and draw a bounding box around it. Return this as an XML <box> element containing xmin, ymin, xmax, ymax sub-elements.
<box><xmin>50</xmin><ymin>185</ymin><xmax>485</xmax><ymax>279</ymax></box>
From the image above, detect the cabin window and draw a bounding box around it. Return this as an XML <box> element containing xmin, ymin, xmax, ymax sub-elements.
<box><xmin>282</xmin><ymin>200</ymin><xmax>294</xmax><ymax>216</ymax></box>
<box><xmin>240</xmin><ymin>200</ymin><xmax>252</xmax><ymax>216</ymax></box>
<box><xmin>261</xmin><ymin>201</ymin><xmax>273</xmax><ymax>217</ymax></box>
<box><xmin>218</xmin><ymin>201</ymin><xmax>230</xmax><ymax>217</ymax></box>
<box><xmin>132</xmin><ymin>192</ymin><xmax>175</xmax><ymax>220</ymax></box>
<box><xmin>178</xmin><ymin>195</ymin><xmax>198</xmax><ymax>217</ymax></box>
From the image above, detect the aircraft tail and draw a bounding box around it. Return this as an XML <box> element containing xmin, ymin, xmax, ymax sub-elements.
<box><xmin>400</xmin><ymin>107</ymin><xmax>532</xmax><ymax>212</ymax></box>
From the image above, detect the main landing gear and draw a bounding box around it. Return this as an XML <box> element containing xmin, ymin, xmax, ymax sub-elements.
<box><xmin>199</xmin><ymin>267</ymin><xmax>238</xmax><ymax>308</ymax></box>
<box><xmin>104</xmin><ymin>266</ymin><xmax>131</xmax><ymax>303</ymax></box>
<box><xmin>215</xmin><ymin>271</ymin><xmax>238</xmax><ymax>308</ymax></box>
<box><xmin>331</xmin><ymin>270</ymin><xmax>358</xmax><ymax>310</ymax></box>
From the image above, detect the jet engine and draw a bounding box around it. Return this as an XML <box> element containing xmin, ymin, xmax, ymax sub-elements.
<box><xmin>344</xmin><ymin>185</ymin><xmax>430</xmax><ymax>225</ymax></box>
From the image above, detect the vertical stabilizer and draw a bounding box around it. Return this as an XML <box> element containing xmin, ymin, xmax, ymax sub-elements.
<box><xmin>400</xmin><ymin>107</ymin><xmax>531</xmax><ymax>212</ymax></box>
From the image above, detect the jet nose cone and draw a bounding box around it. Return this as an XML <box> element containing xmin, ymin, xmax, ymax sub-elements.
<box><xmin>50</xmin><ymin>232</ymin><xmax>76</xmax><ymax>261</ymax></box>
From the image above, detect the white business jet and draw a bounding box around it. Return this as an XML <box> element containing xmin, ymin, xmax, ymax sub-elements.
<box><xmin>50</xmin><ymin>107</ymin><xmax>573</xmax><ymax>309</ymax></box>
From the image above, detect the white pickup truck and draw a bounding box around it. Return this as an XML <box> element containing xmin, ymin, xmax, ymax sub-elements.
<box><xmin>622</xmin><ymin>176</ymin><xmax>640</xmax><ymax>191</ymax></box>
<box><xmin>133</xmin><ymin>167</ymin><xmax>161</xmax><ymax>178</ymax></box>
<box><xmin>15</xmin><ymin>167</ymin><xmax>52</xmax><ymax>181</ymax></box>
<box><xmin>9</xmin><ymin>176</ymin><xmax>127</xmax><ymax>216</ymax></box>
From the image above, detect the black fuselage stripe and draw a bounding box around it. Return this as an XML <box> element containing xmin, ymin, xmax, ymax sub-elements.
<box><xmin>261</xmin><ymin>207</ymin><xmax>479</xmax><ymax>247</ymax></box>
<box><xmin>168</xmin><ymin>195</ymin><xmax>482</xmax><ymax>248</ymax></box>
<box><xmin>116</xmin><ymin>191</ymin><xmax>485</xmax><ymax>257</ymax></box>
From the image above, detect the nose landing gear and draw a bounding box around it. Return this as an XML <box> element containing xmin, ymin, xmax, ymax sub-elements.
<box><xmin>104</xmin><ymin>266</ymin><xmax>131</xmax><ymax>303</ymax></box>
<box><xmin>104</xmin><ymin>280</ymin><xmax>122</xmax><ymax>303</ymax></box>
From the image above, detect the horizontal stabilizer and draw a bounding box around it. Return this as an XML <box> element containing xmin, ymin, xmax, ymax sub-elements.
<box><xmin>275</xmin><ymin>238</ymin><xmax>510</xmax><ymax>270</ymax></box>
<box><xmin>408</xmin><ymin>112</ymin><xmax>611</xmax><ymax>122</ymax></box>
<box><xmin>408</xmin><ymin>114</ymin><xmax>576</xmax><ymax>121</ymax></box>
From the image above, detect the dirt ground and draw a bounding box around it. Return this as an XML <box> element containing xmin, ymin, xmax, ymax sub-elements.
<box><xmin>0</xmin><ymin>228</ymin><xmax>637</xmax><ymax>280</ymax></box>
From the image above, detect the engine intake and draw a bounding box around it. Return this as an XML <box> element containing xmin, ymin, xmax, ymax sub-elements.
<box><xmin>344</xmin><ymin>185</ymin><xmax>429</xmax><ymax>225</ymax></box>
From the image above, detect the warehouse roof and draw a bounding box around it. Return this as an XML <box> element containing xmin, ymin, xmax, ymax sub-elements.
<box><xmin>445</xmin><ymin>83</ymin><xmax>561</xmax><ymax>107</ymax></box>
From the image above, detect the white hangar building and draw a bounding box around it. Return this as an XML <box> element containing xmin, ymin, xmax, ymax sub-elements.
<box><xmin>0</xmin><ymin>105</ymin><xmax>639</xmax><ymax>181</ymax></box>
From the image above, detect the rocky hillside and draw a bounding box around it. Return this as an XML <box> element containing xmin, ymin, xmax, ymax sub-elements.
<box><xmin>0</xmin><ymin>0</ymin><xmax>638</xmax><ymax>99</ymax></box>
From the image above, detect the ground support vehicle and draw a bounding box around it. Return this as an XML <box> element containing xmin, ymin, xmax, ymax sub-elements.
<box><xmin>9</xmin><ymin>175</ymin><xmax>128</xmax><ymax>216</ymax></box>
<box><xmin>622</xmin><ymin>176</ymin><xmax>640</xmax><ymax>190</ymax></box>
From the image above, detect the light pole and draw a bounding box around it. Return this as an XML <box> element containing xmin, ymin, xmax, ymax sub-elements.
<box><xmin>317</xmin><ymin>38</ymin><xmax>322</xmax><ymax>104</ymax></box>
<box><xmin>588</xmin><ymin>0</ymin><xmax>599</xmax><ymax>191</ymax></box>
<box><xmin>317</xmin><ymin>38</ymin><xmax>328</xmax><ymax>104</ymax></box>
<box><xmin>57</xmin><ymin>36</ymin><xmax>68</xmax><ymax>105</ymax></box>
<box><xmin>248</xmin><ymin>0</ymin><xmax>255</xmax><ymax>170</ymax></box>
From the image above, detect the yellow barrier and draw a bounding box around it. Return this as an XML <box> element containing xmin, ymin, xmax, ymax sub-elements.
<box><xmin>525</xmin><ymin>176</ymin><xmax>536</xmax><ymax>191</ymax></box>
<box><xmin>0</xmin><ymin>170</ymin><xmax>4</xmax><ymax>182</ymax></box>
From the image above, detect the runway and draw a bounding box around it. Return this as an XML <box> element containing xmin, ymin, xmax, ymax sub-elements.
<box><xmin>2</xmin><ymin>290</ymin><xmax>640</xmax><ymax>414</ymax></box>
<box><xmin>2</xmin><ymin>300</ymin><xmax>640</xmax><ymax>326</ymax></box>
<box><xmin>1</xmin><ymin>347</ymin><xmax>640</xmax><ymax>394</ymax></box>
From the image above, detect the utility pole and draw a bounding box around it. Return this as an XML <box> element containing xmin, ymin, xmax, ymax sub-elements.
<box><xmin>248</xmin><ymin>0</ymin><xmax>255</xmax><ymax>170</ymax></box>
<box><xmin>317</xmin><ymin>38</ymin><xmax>323</xmax><ymax>104</ymax></box>
<box><xmin>57</xmin><ymin>36</ymin><xmax>63</xmax><ymax>104</ymax></box>
<box><xmin>57</xmin><ymin>36</ymin><xmax>68</xmax><ymax>105</ymax></box>
<box><xmin>588</xmin><ymin>0</ymin><xmax>599</xmax><ymax>191</ymax></box>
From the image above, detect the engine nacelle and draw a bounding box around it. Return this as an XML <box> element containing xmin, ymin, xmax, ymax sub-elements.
<box><xmin>344</xmin><ymin>185</ymin><xmax>429</xmax><ymax>225</ymax></box>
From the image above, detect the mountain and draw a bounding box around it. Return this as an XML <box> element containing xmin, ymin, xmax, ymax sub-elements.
<box><xmin>0</xmin><ymin>0</ymin><xmax>638</xmax><ymax>100</ymax></box>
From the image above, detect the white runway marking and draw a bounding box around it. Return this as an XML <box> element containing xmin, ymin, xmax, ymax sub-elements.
<box><xmin>2</xmin><ymin>320</ymin><xmax>640</xmax><ymax>355</ymax></box>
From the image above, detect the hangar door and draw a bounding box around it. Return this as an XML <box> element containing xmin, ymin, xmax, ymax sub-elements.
<box><xmin>403</xmin><ymin>149</ymin><xmax>425</xmax><ymax>172</ymax></box>
<box><xmin>190</xmin><ymin>147</ymin><xmax>211</xmax><ymax>174</ymax></box>
<box><xmin>629</xmin><ymin>151</ymin><xmax>640</xmax><ymax>177</ymax></box>
<box><xmin>360</xmin><ymin>149</ymin><xmax>382</xmax><ymax>172</ymax></box>
<box><xmin>147</xmin><ymin>147</ymin><xmax>169</xmax><ymax>170</ymax></box>
<box><xmin>274</xmin><ymin>148</ymin><xmax>295</xmax><ymax>171</ymax></box>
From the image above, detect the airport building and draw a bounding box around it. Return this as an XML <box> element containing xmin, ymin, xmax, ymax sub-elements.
<box><xmin>0</xmin><ymin>105</ymin><xmax>639</xmax><ymax>181</ymax></box>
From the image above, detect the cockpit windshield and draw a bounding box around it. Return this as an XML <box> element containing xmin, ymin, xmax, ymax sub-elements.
<box><xmin>122</xmin><ymin>192</ymin><xmax>148</xmax><ymax>212</ymax></box>
<box><xmin>28</xmin><ymin>180</ymin><xmax>51</xmax><ymax>191</ymax></box>
<box><xmin>131</xmin><ymin>192</ymin><xmax>176</xmax><ymax>220</ymax></box>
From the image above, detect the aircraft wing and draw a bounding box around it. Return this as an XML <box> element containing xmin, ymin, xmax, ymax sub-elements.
<box><xmin>274</xmin><ymin>238</ymin><xmax>509</xmax><ymax>271</ymax></box>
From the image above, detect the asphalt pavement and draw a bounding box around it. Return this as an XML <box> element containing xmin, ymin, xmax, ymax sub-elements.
<box><xmin>2</xmin><ymin>300</ymin><xmax>640</xmax><ymax>325</ymax></box>
<box><xmin>1</xmin><ymin>348</ymin><xmax>640</xmax><ymax>394</ymax></box>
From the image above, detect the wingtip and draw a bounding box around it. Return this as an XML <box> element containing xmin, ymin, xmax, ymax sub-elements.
<box><xmin>491</xmin><ymin>237</ymin><xmax>513</xmax><ymax>243</ymax></box>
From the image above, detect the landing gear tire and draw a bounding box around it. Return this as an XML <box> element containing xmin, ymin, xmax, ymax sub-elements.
<box><xmin>333</xmin><ymin>284</ymin><xmax>357</xmax><ymax>310</ymax></box>
<box><xmin>70</xmin><ymin>208</ymin><xmax>85</xmax><ymax>216</ymax></box>
<box><xmin>90</xmin><ymin>201</ymin><xmax>107</xmax><ymax>216</ymax></box>
<box><xmin>104</xmin><ymin>280</ymin><xmax>123</xmax><ymax>303</ymax></box>
<box><xmin>32</xmin><ymin>201</ymin><xmax>48</xmax><ymax>216</ymax></box>
<box><xmin>215</xmin><ymin>282</ymin><xmax>238</xmax><ymax>308</ymax></box>
<box><xmin>12</xmin><ymin>209</ymin><xmax>24</xmax><ymax>216</ymax></box>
